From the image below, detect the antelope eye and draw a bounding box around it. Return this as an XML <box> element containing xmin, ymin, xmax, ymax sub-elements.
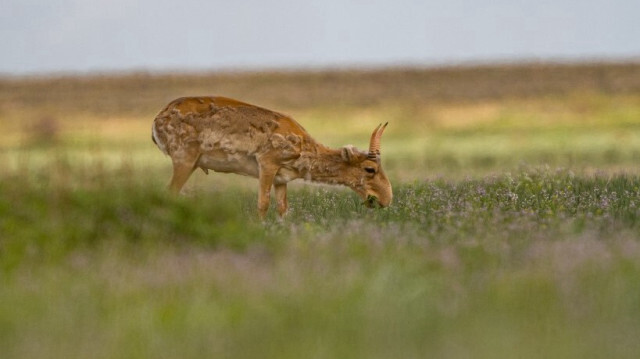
<box><xmin>364</xmin><ymin>167</ymin><xmax>376</xmax><ymax>174</ymax></box>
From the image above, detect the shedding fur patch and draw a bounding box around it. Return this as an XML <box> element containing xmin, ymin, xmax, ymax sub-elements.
<box><xmin>152</xmin><ymin>122</ymin><xmax>168</xmax><ymax>155</ymax></box>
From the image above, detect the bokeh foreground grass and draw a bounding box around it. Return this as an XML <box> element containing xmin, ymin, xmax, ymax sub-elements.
<box><xmin>2</xmin><ymin>161</ymin><xmax>640</xmax><ymax>358</ymax></box>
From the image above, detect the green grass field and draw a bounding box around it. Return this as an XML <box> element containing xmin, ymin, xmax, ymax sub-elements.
<box><xmin>2</xmin><ymin>63</ymin><xmax>640</xmax><ymax>358</ymax></box>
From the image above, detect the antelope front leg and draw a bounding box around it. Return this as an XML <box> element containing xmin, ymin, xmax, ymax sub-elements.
<box><xmin>274</xmin><ymin>183</ymin><xmax>288</xmax><ymax>218</ymax></box>
<box><xmin>257</xmin><ymin>165</ymin><xmax>278</xmax><ymax>220</ymax></box>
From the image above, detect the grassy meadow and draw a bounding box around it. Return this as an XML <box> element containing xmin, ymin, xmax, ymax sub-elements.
<box><xmin>1</xmin><ymin>63</ymin><xmax>640</xmax><ymax>358</ymax></box>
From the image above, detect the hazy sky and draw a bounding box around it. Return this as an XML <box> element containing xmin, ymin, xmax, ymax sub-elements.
<box><xmin>2</xmin><ymin>0</ymin><xmax>639</xmax><ymax>74</ymax></box>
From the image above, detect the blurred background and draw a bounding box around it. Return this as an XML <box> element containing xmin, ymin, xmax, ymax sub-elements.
<box><xmin>1</xmin><ymin>0</ymin><xmax>640</xmax><ymax>182</ymax></box>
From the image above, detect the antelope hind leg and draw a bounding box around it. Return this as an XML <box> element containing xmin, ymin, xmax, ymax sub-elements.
<box><xmin>168</xmin><ymin>148</ymin><xmax>201</xmax><ymax>194</ymax></box>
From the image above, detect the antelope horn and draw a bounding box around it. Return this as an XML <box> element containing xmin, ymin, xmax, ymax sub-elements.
<box><xmin>368</xmin><ymin>122</ymin><xmax>388</xmax><ymax>159</ymax></box>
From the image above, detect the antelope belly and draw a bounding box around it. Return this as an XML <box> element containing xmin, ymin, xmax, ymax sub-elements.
<box><xmin>198</xmin><ymin>151</ymin><xmax>259</xmax><ymax>178</ymax></box>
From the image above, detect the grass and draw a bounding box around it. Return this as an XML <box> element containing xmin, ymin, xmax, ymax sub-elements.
<box><xmin>2</xmin><ymin>166</ymin><xmax>640</xmax><ymax>358</ymax></box>
<box><xmin>2</xmin><ymin>62</ymin><xmax>640</xmax><ymax>358</ymax></box>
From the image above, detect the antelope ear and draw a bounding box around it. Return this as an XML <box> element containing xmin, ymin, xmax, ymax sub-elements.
<box><xmin>341</xmin><ymin>145</ymin><xmax>361</xmax><ymax>164</ymax></box>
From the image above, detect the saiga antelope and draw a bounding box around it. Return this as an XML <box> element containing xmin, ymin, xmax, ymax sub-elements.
<box><xmin>152</xmin><ymin>96</ymin><xmax>392</xmax><ymax>218</ymax></box>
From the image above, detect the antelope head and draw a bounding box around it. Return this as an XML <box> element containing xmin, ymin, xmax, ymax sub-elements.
<box><xmin>340</xmin><ymin>123</ymin><xmax>393</xmax><ymax>208</ymax></box>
